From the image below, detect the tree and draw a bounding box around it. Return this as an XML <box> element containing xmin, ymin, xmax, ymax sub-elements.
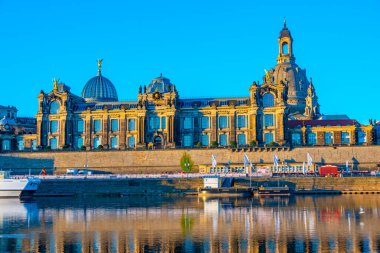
<box><xmin>195</xmin><ymin>142</ymin><xmax>202</xmax><ymax>148</ymax></box>
<box><xmin>180</xmin><ymin>151</ymin><xmax>194</xmax><ymax>173</ymax></box>
<box><xmin>211</xmin><ymin>141</ymin><xmax>218</xmax><ymax>148</ymax></box>
<box><xmin>230</xmin><ymin>141</ymin><xmax>237</xmax><ymax>148</ymax></box>
<box><xmin>250</xmin><ymin>140</ymin><xmax>257</xmax><ymax>147</ymax></box>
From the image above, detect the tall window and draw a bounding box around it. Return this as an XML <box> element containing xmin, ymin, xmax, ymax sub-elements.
<box><xmin>128</xmin><ymin>136</ymin><xmax>135</xmax><ymax>148</ymax></box>
<box><xmin>341</xmin><ymin>132</ymin><xmax>350</xmax><ymax>144</ymax></box>
<box><xmin>183</xmin><ymin>135</ymin><xmax>193</xmax><ymax>147</ymax></box>
<box><xmin>32</xmin><ymin>140</ymin><xmax>37</xmax><ymax>150</ymax></box>
<box><xmin>2</xmin><ymin>140</ymin><xmax>10</xmax><ymax>151</ymax></box>
<box><xmin>76</xmin><ymin>137</ymin><xmax>84</xmax><ymax>149</ymax></box>
<box><xmin>77</xmin><ymin>119</ymin><xmax>84</xmax><ymax>133</ymax></box>
<box><xmin>237</xmin><ymin>134</ymin><xmax>246</xmax><ymax>146</ymax></box>
<box><xmin>263</xmin><ymin>93</ymin><xmax>275</xmax><ymax>107</ymax></box>
<box><xmin>265</xmin><ymin>132</ymin><xmax>274</xmax><ymax>144</ymax></box>
<box><xmin>50</xmin><ymin>120</ymin><xmax>59</xmax><ymax>133</ymax></box>
<box><xmin>201</xmin><ymin>134</ymin><xmax>209</xmax><ymax>146</ymax></box>
<box><xmin>292</xmin><ymin>133</ymin><xmax>301</xmax><ymax>146</ymax></box>
<box><xmin>50</xmin><ymin>138</ymin><xmax>58</xmax><ymax>150</ymax></box>
<box><xmin>219</xmin><ymin>116</ymin><xmax>228</xmax><ymax>128</ymax></box>
<box><xmin>358</xmin><ymin>131</ymin><xmax>366</xmax><ymax>144</ymax></box>
<box><xmin>161</xmin><ymin>117</ymin><xmax>166</xmax><ymax>129</ymax></box>
<box><xmin>264</xmin><ymin>114</ymin><xmax>274</xmax><ymax>127</ymax></box>
<box><xmin>111</xmin><ymin>119</ymin><xmax>119</xmax><ymax>132</ymax></box>
<box><xmin>93</xmin><ymin>137</ymin><xmax>101</xmax><ymax>149</ymax></box>
<box><xmin>50</xmin><ymin>101</ymin><xmax>60</xmax><ymax>114</ymax></box>
<box><xmin>237</xmin><ymin>115</ymin><xmax>247</xmax><ymax>128</ymax></box>
<box><xmin>18</xmin><ymin>140</ymin><xmax>24</xmax><ymax>151</ymax></box>
<box><xmin>184</xmin><ymin>117</ymin><xmax>193</xmax><ymax>130</ymax></box>
<box><xmin>128</xmin><ymin>119</ymin><xmax>136</xmax><ymax>131</ymax></box>
<box><xmin>219</xmin><ymin>134</ymin><xmax>227</xmax><ymax>146</ymax></box>
<box><xmin>149</xmin><ymin>117</ymin><xmax>160</xmax><ymax>130</ymax></box>
<box><xmin>110</xmin><ymin>137</ymin><xmax>118</xmax><ymax>149</ymax></box>
<box><xmin>94</xmin><ymin>120</ymin><xmax>101</xmax><ymax>132</ymax></box>
<box><xmin>324</xmin><ymin>132</ymin><xmax>333</xmax><ymax>145</ymax></box>
<box><xmin>307</xmin><ymin>133</ymin><xmax>316</xmax><ymax>145</ymax></box>
<box><xmin>201</xmin><ymin>116</ymin><xmax>210</xmax><ymax>129</ymax></box>
<box><xmin>282</xmin><ymin>42</ymin><xmax>289</xmax><ymax>54</ymax></box>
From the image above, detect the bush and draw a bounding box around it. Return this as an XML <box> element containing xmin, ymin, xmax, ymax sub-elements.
<box><xmin>180</xmin><ymin>151</ymin><xmax>194</xmax><ymax>173</ymax></box>
<box><xmin>195</xmin><ymin>142</ymin><xmax>202</xmax><ymax>148</ymax></box>
<box><xmin>211</xmin><ymin>141</ymin><xmax>218</xmax><ymax>148</ymax></box>
<box><xmin>97</xmin><ymin>145</ymin><xmax>104</xmax><ymax>150</ymax></box>
<box><xmin>230</xmin><ymin>141</ymin><xmax>237</xmax><ymax>148</ymax></box>
<box><xmin>268</xmin><ymin>141</ymin><xmax>279</xmax><ymax>147</ymax></box>
<box><xmin>62</xmin><ymin>144</ymin><xmax>70</xmax><ymax>150</ymax></box>
<box><xmin>45</xmin><ymin>146</ymin><xmax>51</xmax><ymax>150</ymax></box>
<box><xmin>80</xmin><ymin>145</ymin><xmax>87</xmax><ymax>151</ymax></box>
<box><xmin>250</xmin><ymin>140</ymin><xmax>257</xmax><ymax>147</ymax></box>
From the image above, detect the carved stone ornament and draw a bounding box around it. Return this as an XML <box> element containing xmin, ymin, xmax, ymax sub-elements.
<box><xmin>153</xmin><ymin>90</ymin><xmax>162</xmax><ymax>100</ymax></box>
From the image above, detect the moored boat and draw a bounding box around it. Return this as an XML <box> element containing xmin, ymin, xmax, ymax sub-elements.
<box><xmin>258</xmin><ymin>185</ymin><xmax>291</xmax><ymax>196</ymax></box>
<box><xmin>198</xmin><ymin>175</ymin><xmax>252</xmax><ymax>197</ymax></box>
<box><xmin>0</xmin><ymin>171</ymin><xmax>41</xmax><ymax>199</ymax></box>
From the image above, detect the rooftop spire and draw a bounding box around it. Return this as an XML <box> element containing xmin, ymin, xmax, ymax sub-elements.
<box><xmin>283</xmin><ymin>17</ymin><xmax>287</xmax><ymax>28</ymax></box>
<box><xmin>97</xmin><ymin>59</ymin><xmax>103</xmax><ymax>76</ymax></box>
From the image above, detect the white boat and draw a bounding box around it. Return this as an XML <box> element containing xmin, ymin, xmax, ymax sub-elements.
<box><xmin>0</xmin><ymin>171</ymin><xmax>41</xmax><ymax>199</ymax></box>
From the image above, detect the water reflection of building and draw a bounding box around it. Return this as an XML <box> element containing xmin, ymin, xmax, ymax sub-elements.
<box><xmin>1</xmin><ymin>196</ymin><xmax>380</xmax><ymax>252</ymax></box>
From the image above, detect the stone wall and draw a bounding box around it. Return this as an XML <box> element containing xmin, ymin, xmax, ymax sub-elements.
<box><xmin>34</xmin><ymin>177</ymin><xmax>380</xmax><ymax>197</ymax></box>
<box><xmin>1</xmin><ymin>145</ymin><xmax>380</xmax><ymax>174</ymax></box>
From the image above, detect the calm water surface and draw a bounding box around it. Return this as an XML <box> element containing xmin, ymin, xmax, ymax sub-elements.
<box><xmin>0</xmin><ymin>195</ymin><xmax>380</xmax><ymax>253</ymax></box>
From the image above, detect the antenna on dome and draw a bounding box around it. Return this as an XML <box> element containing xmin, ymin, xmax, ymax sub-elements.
<box><xmin>283</xmin><ymin>17</ymin><xmax>286</xmax><ymax>28</ymax></box>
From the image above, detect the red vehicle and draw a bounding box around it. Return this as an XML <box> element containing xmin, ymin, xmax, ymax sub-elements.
<box><xmin>319</xmin><ymin>165</ymin><xmax>339</xmax><ymax>177</ymax></box>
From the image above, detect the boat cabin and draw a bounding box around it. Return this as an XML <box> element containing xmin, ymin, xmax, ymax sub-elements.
<box><xmin>0</xmin><ymin>171</ymin><xmax>10</xmax><ymax>180</ymax></box>
<box><xmin>203</xmin><ymin>176</ymin><xmax>220</xmax><ymax>189</ymax></box>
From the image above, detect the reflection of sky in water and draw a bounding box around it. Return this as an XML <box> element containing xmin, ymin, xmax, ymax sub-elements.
<box><xmin>0</xmin><ymin>196</ymin><xmax>380</xmax><ymax>252</ymax></box>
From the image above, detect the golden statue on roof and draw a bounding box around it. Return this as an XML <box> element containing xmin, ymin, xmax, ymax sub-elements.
<box><xmin>97</xmin><ymin>59</ymin><xmax>103</xmax><ymax>69</ymax></box>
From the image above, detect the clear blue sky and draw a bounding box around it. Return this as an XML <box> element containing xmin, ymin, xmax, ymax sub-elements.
<box><xmin>0</xmin><ymin>0</ymin><xmax>379</xmax><ymax>123</ymax></box>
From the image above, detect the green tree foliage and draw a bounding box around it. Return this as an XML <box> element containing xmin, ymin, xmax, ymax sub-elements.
<box><xmin>180</xmin><ymin>151</ymin><xmax>194</xmax><ymax>173</ymax></box>
<box><xmin>211</xmin><ymin>141</ymin><xmax>218</xmax><ymax>148</ymax></box>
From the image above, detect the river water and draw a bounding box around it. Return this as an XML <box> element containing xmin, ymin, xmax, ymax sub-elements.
<box><xmin>0</xmin><ymin>195</ymin><xmax>379</xmax><ymax>253</ymax></box>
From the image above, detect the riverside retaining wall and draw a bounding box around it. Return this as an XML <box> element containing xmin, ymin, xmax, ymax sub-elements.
<box><xmin>1</xmin><ymin>146</ymin><xmax>380</xmax><ymax>174</ymax></box>
<box><xmin>34</xmin><ymin>177</ymin><xmax>380</xmax><ymax>197</ymax></box>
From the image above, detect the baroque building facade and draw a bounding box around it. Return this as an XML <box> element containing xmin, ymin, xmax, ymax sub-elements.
<box><xmin>0</xmin><ymin>105</ymin><xmax>37</xmax><ymax>152</ymax></box>
<box><xmin>32</xmin><ymin>23</ymin><xmax>375</xmax><ymax>151</ymax></box>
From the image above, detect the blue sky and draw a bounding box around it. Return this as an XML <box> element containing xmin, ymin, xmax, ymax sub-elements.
<box><xmin>0</xmin><ymin>0</ymin><xmax>379</xmax><ymax>123</ymax></box>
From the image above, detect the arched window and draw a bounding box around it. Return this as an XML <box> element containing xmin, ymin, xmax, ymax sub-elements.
<box><xmin>263</xmin><ymin>93</ymin><xmax>275</xmax><ymax>107</ymax></box>
<box><xmin>50</xmin><ymin>101</ymin><xmax>60</xmax><ymax>114</ymax></box>
<box><xmin>282</xmin><ymin>42</ymin><xmax>289</xmax><ymax>54</ymax></box>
